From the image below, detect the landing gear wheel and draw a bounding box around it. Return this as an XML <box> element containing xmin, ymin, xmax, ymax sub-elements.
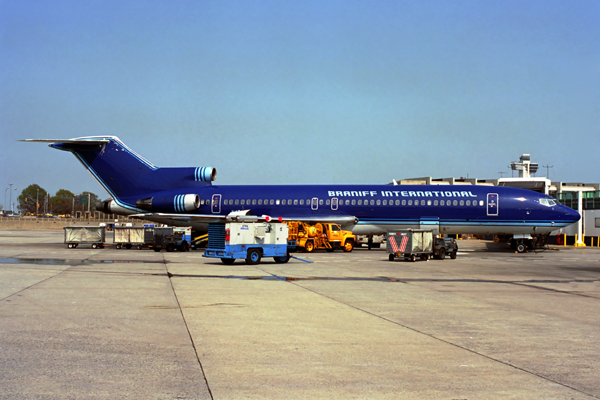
<box><xmin>221</xmin><ymin>258</ymin><xmax>235</xmax><ymax>265</ymax></box>
<box><xmin>438</xmin><ymin>248</ymin><xmax>446</xmax><ymax>260</ymax></box>
<box><xmin>246</xmin><ymin>249</ymin><xmax>262</xmax><ymax>265</ymax></box>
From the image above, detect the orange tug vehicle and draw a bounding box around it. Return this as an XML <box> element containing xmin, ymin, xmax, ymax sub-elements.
<box><xmin>287</xmin><ymin>221</ymin><xmax>356</xmax><ymax>252</ymax></box>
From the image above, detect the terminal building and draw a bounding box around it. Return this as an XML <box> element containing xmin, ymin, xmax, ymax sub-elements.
<box><xmin>394</xmin><ymin>154</ymin><xmax>600</xmax><ymax>246</ymax></box>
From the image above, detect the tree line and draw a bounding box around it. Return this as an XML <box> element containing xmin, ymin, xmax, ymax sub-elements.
<box><xmin>4</xmin><ymin>184</ymin><xmax>101</xmax><ymax>216</ymax></box>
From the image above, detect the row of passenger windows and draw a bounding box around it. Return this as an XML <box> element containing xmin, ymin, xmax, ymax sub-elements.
<box><xmin>201</xmin><ymin>198</ymin><xmax>485</xmax><ymax>207</ymax></box>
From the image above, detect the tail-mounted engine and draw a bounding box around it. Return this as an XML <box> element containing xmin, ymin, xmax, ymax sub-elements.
<box><xmin>194</xmin><ymin>167</ymin><xmax>216</xmax><ymax>182</ymax></box>
<box><xmin>136</xmin><ymin>194</ymin><xmax>200</xmax><ymax>213</ymax></box>
<box><xmin>96</xmin><ymin>199</ymin><xmax>135</xmax><ymax>215</ymax></box>
<box><xmin>159</xmin><ymin>167</ymin><xmax>216</xmax><ymax>183</ymax></box>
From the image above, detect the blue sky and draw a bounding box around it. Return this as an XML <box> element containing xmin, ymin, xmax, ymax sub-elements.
<box><xmin>1</xmin><ymin>0</ymin><xmax>599</xmax><ymax>205</ymax></box>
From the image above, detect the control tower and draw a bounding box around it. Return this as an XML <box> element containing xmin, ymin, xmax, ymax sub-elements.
<box><xmin>510</xmin><ymin>154</ymin><xmax>539</xmax><ymax>179</ymax></box>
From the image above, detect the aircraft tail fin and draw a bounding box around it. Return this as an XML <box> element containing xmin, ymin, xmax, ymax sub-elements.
<box><xmin>22</xmin><ymin>137</ymin><xmax>216</xmax><ymax>207</ymax></box>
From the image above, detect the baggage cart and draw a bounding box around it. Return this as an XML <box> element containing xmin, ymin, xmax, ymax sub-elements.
<box><xmin>113</xmin><ymin>226</ymin><xmax>148</xmax><ymax>249</ymax></box>
<box><xmin>64</xmin><ymin>226</ymin><xmax>106</xmax><ymax>249</ymax></box>
<box><xmin>387</xmin><ymin>229</ymin><xmax>458</xmax><ymax>262</ymax></box>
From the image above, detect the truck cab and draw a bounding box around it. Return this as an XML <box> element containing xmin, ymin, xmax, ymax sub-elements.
<box><xmin>317</xmin><ymin>223</ymin><xmax>356</xmax><ymax>252</ymax></box>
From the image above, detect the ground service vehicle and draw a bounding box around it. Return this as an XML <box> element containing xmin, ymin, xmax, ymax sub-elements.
<box><xmin>387</xmin><ymin>229</ymin><xmax>458</xmax><ymax>262</ymax></box>
<box><xmin>203</xmin><ymin>222</ymin><xmax>290</xmax><ymax>265</ymax></box>
<box><xmin>287</xmin><ymin>221</ymin><xmax>355</xmax><ymax>252</ymax></box>
<box><xmin>152</xmin><ymin>226</ymin><xmax>192</xmax><ymax>252</ymax></box>
<box><xmin>64</xmin><ymin>226</ymin><xmax>106</xmax><ymax>249</ymax></box>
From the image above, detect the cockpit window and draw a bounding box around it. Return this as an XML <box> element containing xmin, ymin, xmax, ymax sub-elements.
<box><xmin>539</xmin><ymin>198</ymin><xmax>557</xmax><ymax>207</ymax></box>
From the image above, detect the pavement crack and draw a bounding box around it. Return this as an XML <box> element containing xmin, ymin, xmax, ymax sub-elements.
<box><xmin>163</xmin><ymin>255</ymin><xmax>214</xmax><ymax>400</ymax></box>
<box><xmin>0</xmin><ymin>254</ymin><xmax>95</xmax><ymax>303</ymax></box>
<box><xmin>284</xmin><ymin>279</ymin><xmax>599</xmax><ymax>399</ymax></box>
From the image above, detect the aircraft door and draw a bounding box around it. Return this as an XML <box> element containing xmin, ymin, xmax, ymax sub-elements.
<box><xmin>311</xmin><ymin>197</ymin><xmax>319</xmax><ymax>211</ymax></box>
<box><xmin>487</xmin><ymin>193</ymin><xmax>498</xmax><ymax>216</ymax></box>
<box><xmin>331</xmin><ymin>197</ymin><xmax>338</xmax><ymax>211</ymax></box>
<box><xmin>211</xmin><ymin>194</ymin><xmax>222</xmax><ymax>214</ymax></box>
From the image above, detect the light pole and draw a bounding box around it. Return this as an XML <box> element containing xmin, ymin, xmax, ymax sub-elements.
<box><xmin>4</xmin><ymin>188</ymin><xmax>8</xmax><ymax>214</ymax></box>
<box><xmin>9</xmin><ymin>183</ymin><xmax>13</xmax><ymax>214</ymax></box>
<box><xmin>13</xmin><ymin>187</ymin><xmax>17</xmax><ymax>215</ymax></box>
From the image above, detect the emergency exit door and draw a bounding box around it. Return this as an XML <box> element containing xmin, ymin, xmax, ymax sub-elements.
<box><xmin>211</xmin><ymin>194</ymin><xmax>221</xmax><ymax>214</ymax></box>
<box><xmin>487</xmin><ymin>193</ymin><xmax>498</xmax><ymax>216</ymax></box>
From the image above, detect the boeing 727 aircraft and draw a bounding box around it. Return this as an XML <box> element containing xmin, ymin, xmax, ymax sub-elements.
<box><xmin>24</xmin><ymin>136</ymin><xmax>579</xmax><ymax>252</ymax></box>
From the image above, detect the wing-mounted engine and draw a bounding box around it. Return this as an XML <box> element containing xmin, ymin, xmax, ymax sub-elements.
<box><xmin>136</xmin><ymin>194</ymin><xmax>201</xmax><ymax>213</ymax></box>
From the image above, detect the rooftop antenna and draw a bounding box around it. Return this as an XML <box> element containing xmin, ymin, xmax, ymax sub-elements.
<box><xmin>543</xmin><ymin>164</ymin><xmax>553</xmax><ymax>179</ymax></box>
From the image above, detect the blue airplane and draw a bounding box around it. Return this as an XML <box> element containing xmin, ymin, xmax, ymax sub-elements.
<box><xmin>24</xmin><ymin>136</ymin><xmax>579</xmax><ymax>252</ymax></box>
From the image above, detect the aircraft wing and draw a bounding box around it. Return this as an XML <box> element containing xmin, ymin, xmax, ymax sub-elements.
<box><xmin>129</xmin><ymin>213</ymin><xmax>227</xmax><ymax>223</ymax></box>
<box><xmin>279</xmin><ymin>215</ymin><xmax>359</xmax><ymax>225</ymax></box>
<box><xmin>130</xmin><ymin>212</ymin><xmax>358</xmax><ymax>226</ymax></box>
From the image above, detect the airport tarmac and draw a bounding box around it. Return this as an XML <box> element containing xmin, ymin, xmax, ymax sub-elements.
<box><xmin>0</xmin><ymin>230</ymin><xmax>599</xmax><ymax>399</ymax></box>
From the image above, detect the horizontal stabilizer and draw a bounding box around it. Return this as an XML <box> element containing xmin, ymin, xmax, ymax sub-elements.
<box><xmin>21</xmin><ymin>138</ymin><xmax>110</xmax><ymax>145</ymax></box>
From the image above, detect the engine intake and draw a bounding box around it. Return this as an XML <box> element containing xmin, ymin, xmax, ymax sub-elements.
<box><xmin>195</xmin><ymin>167</ymin><xmax>216</xmax><ymax>182</ymax></box>
<box><xmin>96</xmin><ymin>199</ymin><xmax>134</xmax><ymax>215</ymax></box>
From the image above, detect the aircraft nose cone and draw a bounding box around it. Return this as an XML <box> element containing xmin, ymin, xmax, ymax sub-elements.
<box><xmin>565</xmin><ymin>207</ymin><xmax>580</xmax><ymax>223</ymax></box>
